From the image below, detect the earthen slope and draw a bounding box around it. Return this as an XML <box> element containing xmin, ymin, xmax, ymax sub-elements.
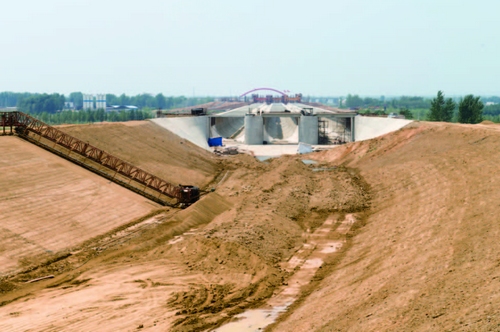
<box><xmin>274</xmin><ymin>121</ymin><xmax>500</xmax><ymax>331</ymax></box>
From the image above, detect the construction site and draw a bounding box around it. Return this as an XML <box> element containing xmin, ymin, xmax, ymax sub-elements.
<box><xmin>0</xmin><ymin>97</ymin><xmax>499</xmax><ymax>332</ymax></box>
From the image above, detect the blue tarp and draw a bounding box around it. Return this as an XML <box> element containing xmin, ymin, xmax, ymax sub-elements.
<box><xmin>208</xmin><ymin>137</ymin><xmax>223</xmax><ymax>147</ymax></box>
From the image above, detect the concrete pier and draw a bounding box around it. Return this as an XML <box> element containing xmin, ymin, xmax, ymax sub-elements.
<box><xmin>299</xmin><ymin>115</ymin><xmax>319</xmax><ymax>144</ymax></box>
<box><xmin>244</xmin><ymin>114</ymin><xmax>264</xmax><ymax>145</ymax></box>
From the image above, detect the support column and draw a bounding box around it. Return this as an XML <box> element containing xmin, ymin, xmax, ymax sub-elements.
<box><xmin>244</xmin><ymin>115</ymin><xmax>263</xmax><ymax>145</ymax></box>
<box><xmin>351</xmin><ymin>116</ymin><xmax>355</xmax><ymax>142</ymax></box>
<box><xmin>299</xmin><ymin>115</ymin><xmax>319</xmax><ymax>145</ymax></box>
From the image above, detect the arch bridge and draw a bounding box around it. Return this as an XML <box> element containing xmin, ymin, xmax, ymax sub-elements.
<box><xmin>239</xmin><ymin>88</ymin><xmax>302</xmax><ymax>104</ymax></box>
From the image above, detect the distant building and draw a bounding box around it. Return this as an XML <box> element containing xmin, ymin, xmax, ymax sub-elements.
<box><xmin>83</xmin><ymin>94</ymin><xmax>107</xmax><ymax>110</ymax></box>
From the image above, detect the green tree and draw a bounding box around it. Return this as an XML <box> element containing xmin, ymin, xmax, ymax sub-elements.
<box><xmin>398</xmin><ymin>107</ymin><xmax>413</xmax><ymax>119</ymax></box>
<box><xmin>17</xmin><ymin>93</ymin><xmax>65</xmax><ymax>114</ymax></box>
<box><xmin>345</xmin><ymin>94</ymin><xmax>363</xmax><ymax>108</ymax></box>
<box><xmin>458</xmin><ymin>95</ymin><xmax>484</xmax><ymax>124</ymax></box>
<box><xmin>427</xmin><ymin>91</ymin><xmax>455</xmax><ymax>122</ymax></box>
<box><xmin>68</xmin><ymin>92</ymin><xmax>83</xmax><ymax>110</ymax></box>
<box><xmin>155</xmin><ymin>93</ymin><xmax>166</xmax><ymax>109</ymax></box>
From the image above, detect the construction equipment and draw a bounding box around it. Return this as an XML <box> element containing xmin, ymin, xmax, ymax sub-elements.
<box><xmin>0</xmin><ymin>111</ymin><xmax>201</xmax><ymax>207</ymax></box>
<box><xmin>191</xmin><ymin>107</ymin><xmax>207</xmax><ymax>116</ymax></box>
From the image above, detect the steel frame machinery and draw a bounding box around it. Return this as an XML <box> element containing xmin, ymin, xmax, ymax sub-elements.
<box><xmin>0</xmin><ymin>111</ymin><xmax>199</xmax><ymax>206</ymax></box>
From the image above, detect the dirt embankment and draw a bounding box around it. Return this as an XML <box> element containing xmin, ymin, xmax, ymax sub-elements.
<box><xmin>60</xmin><ymin>120</ymin><xmax>219</xmax><ymax>188</ymax></box>
<box><xmin>0</xmin><ymin>139</ymin><xmax>370</xmax><ymax>331</ymax></box>
<box><xmin>274</xmin><ymin>121</ymin><xmax>500</xmax><ymax>331</ymax></box>
<box><xmin>0</xmin><ymin>136</ymin><xmax>156</xmax><ymax>277</ymax></box>
<box><xmin>150</xmin><ymin>155</ymin><xmax>371</xmax><ymax>331</ymax></box>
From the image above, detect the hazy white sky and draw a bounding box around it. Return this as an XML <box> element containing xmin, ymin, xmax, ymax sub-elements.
<box><xmin>1</xmin><ymin>0</ymin><xmax>498</xmax><ymax>96</ymax></box>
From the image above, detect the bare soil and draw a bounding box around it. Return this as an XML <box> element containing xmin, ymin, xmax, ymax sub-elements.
<box><xmin>60</xmin><ymin>120</ymin><xmax>220</xmax><ymax>188</ymax></box>
<box><xmin>273</xmin><ymin>121</ymin><xmax>500</xmax><ymax>331</ymax></box>
<box><xmin>3</xmin><ymin>119</ymin><xmax>498</xmax><ymax>331</ymax></box>
<box><xmin>0</xmin><ymin>122</ymin><xmax>369</xmax><ymax>331</ymax></box>
<box><xmin>0</xmin><ymin>136</ymin><xmax>155</xmax><ymax>276</ymax></box>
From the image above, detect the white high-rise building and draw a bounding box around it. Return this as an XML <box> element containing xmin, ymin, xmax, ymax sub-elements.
<box><xmin>82</xmin><ymin>94</ymin><xmax>106</xmax><ymax>110</ymax></box>
<box><xmin>96</xmin><ymin>94</ymin><xmax>106</xmax><ymax>110</ymax></box>
<box><xmin>83</xmin><ymin>94</ymin><xmax>94</xmax><ymax>110</ymax></box>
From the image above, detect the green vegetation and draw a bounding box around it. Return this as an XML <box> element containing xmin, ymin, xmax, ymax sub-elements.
<box><xmin>2</xmin><ymin>90</ymin><xmax>500</xmax><ymax>125</ymax></box>
<box><xmin>18</xmin><ymin>93</ymin><xmax>66</xmax><ymax>114</ymax></box>
<box><xmin>480</xmin><ymin>104</ymin><xmax>500</xmax><ymax>122</ymax></box>
<box><xmin>1</xmin><ymin>91</ymin><xmax>214</xmax><ymax>113</ymax></box>
<box><xmin>353</xmin><ymin>91</ymin><xmax>490</xmax><ymax>123</ymax></box>
<box><xmin>0</xmin><ymin>92</ymin><xmax>32</xmax><ymax>108</ymax></box>
<box><xmin>427</xmin><ymin>91</ymin><xmax>455</xmax><ymax>122</ymax></box>
<box><xmin>398</xmin><ymin>107</ymin><xmax>414</xmax><ymax>120</ymax></box>
<box><xmin>30</xmin><ymin>109</ymin><xmax>154</xmax><ymax>125</ymax></box>
<box><xmin>458</xmin><ymin>95</ymin><xmax>484</xmax><ymax>124</ymax></box>
<box><xmin>344</xmin><ymin>94</ymin><xmax>431</xmax><ymax>110</ymax></box>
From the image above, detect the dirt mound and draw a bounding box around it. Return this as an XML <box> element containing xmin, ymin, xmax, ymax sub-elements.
<box><xmin>275</xmin><ymin>121</ymin><xmax>500</xmax><ymax>331</ymax></box>
<box><xmin>480</xmin><ymin>120</ymin><xmax>495</xmax><ymax>125</ymax></box>
<box><xmin>60</xmin><ymin>120</ymin><xmax>219</xmax><ymax>187</ymax></box>
<box><xmin>166</xmin><ymin>238</ymin><xmax>284</xmax><ymax>331</ymax></box>
<box><xmin>0</xmin><ymin>137</ymin><xmax>370</xmax><ymax>331</ymax></box>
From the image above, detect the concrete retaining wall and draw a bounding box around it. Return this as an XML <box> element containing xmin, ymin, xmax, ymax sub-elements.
<box><xmin>354</xmin><ymin>116</ymin><xmax>412</xmax><ymax>141</ymax></box>
<box><xmin>151</xmin><ymin>117</ymin><xmax>210</xmax><ymax>150</ymax></box>
<box><xmin>211</xmin><ymin>117</ymin><xmax>244</xmax><ymax>138</ymax></box>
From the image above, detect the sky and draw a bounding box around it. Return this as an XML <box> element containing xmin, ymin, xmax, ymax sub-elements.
<box><xmin>1</xmin><ymin>0</ymin><xmax>499</xmax><ymax>97</ymax></box>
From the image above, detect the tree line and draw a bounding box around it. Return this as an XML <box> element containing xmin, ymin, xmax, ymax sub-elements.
<box><xmin>343</xmin><ymin>94</ymin><xmax>431</xmax><ymax>109</ymax></box>
<box><xmin>344</xmin><ymin>91</ymin><xmax>499</xmax><ymax>123</ymax></box>
<box><xmin>0</xmin><ymin>91</ymin><xmax>214</xmax><ymax>112</ymax></box>
<box><xmin>427</xmin><ymin>91</ymin><xmax>484</xmax><ymax>124</ymax></box>
<box><xmin>34</xmin><ymin>109</ymin><xmax>154</xmax><ymax>125</ymax></box>
<box><xmin>67</xmin><ymin>92</ymin><xmax>213</xmax><ymax>110</ymax></box>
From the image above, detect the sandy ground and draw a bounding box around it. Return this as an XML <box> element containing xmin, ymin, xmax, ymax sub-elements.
<box><xmin>0</xmin><ymin>136</ymin><xmax>155</xmax><ymax>276</ymax></box>
<box><xmin>2</xmin><ymin>119</ymin><xmax>499</xmax><ymax>331</ymax></box>
<box><xmin>0</xmin><ymin>124</ymin><xmax>368</xmax><ymax>331</ymax></box>
<box><xmin>60</xmin><ymin>120</ymin><xmax>219</xmax><ymax>188</ymax></box>
<box><xmin>273</xmin><ymin>121</ymin><xmax>500</xmax><ymax>331</ymax></box>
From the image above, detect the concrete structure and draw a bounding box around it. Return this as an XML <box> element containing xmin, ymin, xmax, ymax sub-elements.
<box><xmin>299</xmin><ymin>115</ymin><xmax>319</xmax><ymax>145</ymax></box>
<box><xmin>210</xmin><ymin>117</ymin><xmax>244</xmax><ymax>139</ymax></box>
<box><xmin>151</xmin><ymin>117</ymin><xmax>210</xmax><ymax>150</ymax></box>
<box><xmin>354</xmin><ymin>116</ymin><xmax>412</xmax><ymax>141</ymax></box>
<box><xmin>244</xmin><ymin>115</ymin><xmax>264</xmax><ymax>145</ymax></box>
<box><xmin>148</xmin><ymin>104</ymin><xmax>413</xmax><ymax>157</ymax></box>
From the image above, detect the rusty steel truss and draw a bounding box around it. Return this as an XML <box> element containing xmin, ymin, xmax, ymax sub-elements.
<box><xmin>1</xmin><ymin>111</ymin><xmax>189</xmax><ymax>205</ymax></box>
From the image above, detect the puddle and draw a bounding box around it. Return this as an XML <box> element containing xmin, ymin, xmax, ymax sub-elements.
<box><xmin>286</xmin><ymin>257</ymin><xmax>304</xmax><ymax>269</ymax></box>
<box><xmin>211</xmin><ymin>214</ymin><xmax>357</xmax><ymax>332</ymax></box>
<box><xmin>320</xmin><ymin>241</ymin><xmax>344</xmax><ymax>253</ymax></box>
<box><xmin>301</xmin><ymin>159</ymin><xmax>318</xmax><ymax>165</ymax></box>
<box><xmin>214</xmin><ymin>303</ymin><xmax>291</xmax><ymax>332</ymax></box>
<box><xmin>256</xmin><ymin>155</ymin><xmax>273</xmax><ymax>162</ymax></box>
<box><xmin>301</xmin><ymin>258</ymin><xmax>323</xmax><ymax>269</ymax></box>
